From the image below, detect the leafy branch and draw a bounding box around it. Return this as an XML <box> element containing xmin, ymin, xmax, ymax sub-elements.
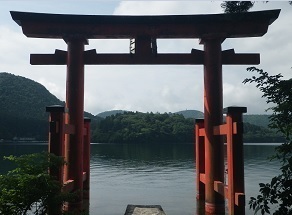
<box><xmin>0</xmin><ymin>152</ymin><xmax>76</xmax><ymax>215</ymax></box>
<box><xmin>244</xmin><ymin>67</ymin><xmax>292</xmax><ymax>214</ymax></box>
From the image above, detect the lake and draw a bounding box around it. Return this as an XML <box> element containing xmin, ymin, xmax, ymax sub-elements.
<box><xmin>0</xmin><ymin>142</ymin><xmax>281</xmax><ymax>215</ymax></box>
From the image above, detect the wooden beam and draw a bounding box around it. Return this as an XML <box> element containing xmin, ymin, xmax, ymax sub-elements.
<box><xmin>84</xmin><ymin>53</ymin><xmax>204</xmax><ymax>65</ymax></box>
<box><xmin>30</xmin><ymin>49</ymin><xmax>66</xmax><ymax>65</ymax></box>
<box><xmin>31</xmin><ymin>49</ymin><xmax>259</xmax><ymax>65</ymax></box>
<box><xmin>235</xmin><ymin>193</ymin><xmax>245</xmax><ymax>206</ymax></box>
<box><xmin>11</xmin><ymin>10</ymin><xmax>280</xmax><ymax>39</ymax></box>
<box><xmin>200</xmin><ymin>173</ymin><xmax>206</xmax><ymax>184</ymax></box>
<box><xmin>222</xmin><ymin>49</ymin><xmax>260</xmax><ymax>65</ymax></box>
<box><xmin>199</xmin><ymin>128</ymin><xmax>205</xmax><ymax>137</ymax></box>
<box><xmin>214</xmin><ymin>181</ymin><xmax>227</xmax><ymax>199</ymax></box>
<box><xmin>62</xmin><ymin>179</ymin><xmax>75</xmax><ymax>193</ymax></box>
<box><xmin>213</xmin><ymin>124</ymin><xmax>228</xmax><ymax>136</ymax></box>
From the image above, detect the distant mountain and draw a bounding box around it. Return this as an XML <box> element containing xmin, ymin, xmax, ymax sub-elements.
<box><xmin>97</xmin><ymin>110</ymin><xmax>129</xmax><ymax>118</ymax></box>
<box><xmin>243</xmin><ymin>122</ymin><xmax>284</xmax><ymax>143</ymax></box>
<box><xmin>0</xmin><ymin>72</ymin><xmax>64</xmax><ymax>140</ymax></box>
<box><xmin>92</xmin><ymin>111</ymin><xmax>194</xmax><ymax>144</ymax></box>
<box><xmin>243</xmin><ymin>114</ymin><xmax>271</xmax><ymax>128</ymax></box>
<box><xmin>96</xmin><ymin>109</ymin><xmax>204</xmax><ymax>119</ymax></box>
<box><xmin>0</xmin><ymin>72</ymin><xmax>63</xmax><ymax>121</ymax></box>
<box><xmin>91</xmin><ymin>110</ymin><xmax>284</xmax><ymax>143</ymax></box>
<box><xmin>174</xmin><ymin>110</ymin><xmax>204</xmax><ymax>119</ymax></box>
<box><xmin>175</xmin><ymin>109</ymin><xmax>271</xmax><ymax>129</ymax></box>
<box><xmin>0</xmin><ymin>72</ymin><xmax>97</xmax><ymax>141</ymax></box>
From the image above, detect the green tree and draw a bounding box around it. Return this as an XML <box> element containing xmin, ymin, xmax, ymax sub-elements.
<box><xmin>220</xmin><ymin>3</ymin><xmax>292</xmax><ymax>214</ymax></box>
<box><xmin>243</xmin><ymin>67</ymin><xmax>292</xmax><ymax>214</ymax></box>
<box><xmin>221</xmin><ymin>1</ymin><xmax>292</xmax><ymax>14</ymax></box>
<box><xmin>221</xmin><ymin>1</ymin><xmax>254</xmax><ymax>13</ymax></box>
<box><xmin>0</xmin><ymin>152</ymin><xmax>75</xmax><ymax>215</ymax></box>
<box><xmin>92</xmin><ymin>111</ymin><xmax>194</xmax><ymax>144</ymax></box>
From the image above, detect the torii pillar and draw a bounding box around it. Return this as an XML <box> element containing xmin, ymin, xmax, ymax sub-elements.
<box><xmin>201</xmin><ymin>37</ymin><xmax>225</xmax><ymax>214</ymax></box>
<box><xmin>64</xmin><ymin>36</ymin><xmax>88</xmax><ymax>210</ymax></box>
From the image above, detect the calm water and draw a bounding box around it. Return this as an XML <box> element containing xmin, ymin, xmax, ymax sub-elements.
<box><xmin>0</xmin><ymin>143</ymin><xmax>281</xmax><ymax>215</ymax></box>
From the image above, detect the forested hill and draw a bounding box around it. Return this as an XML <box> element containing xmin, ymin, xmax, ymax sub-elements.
<box><xmin>96</xmin><ymin>109</ymin><xmax>204</xmax><ymax>119</ymax></box>
<box><xmin>92</xmin><ymin>112</ymin><xmax>194</xmax><ymax>144</ymax></box>
<box><xmin>0</xmin><ymin>73</ymin><xmax>63</xmax><ymax>120</ymax></box>
<box><xmin>0</xmin><ymin>72</ymin><xmax>64</xmax><ymax>140</ymax></box>
<box><xmin>175</xmin><ymin>110</ymin><xmax>204</xmax><ymax>119</ymax></box>
<box><xmin>0</xmin><ymin>72</ymin><xmax>98</xmax><ymax>141</ymax></box>
<box><xmin>177</xmin><ymin>110</ymin><xmax>271</xmax><ymax>128</ymax></box>
<box><xmin>91</xmin><ymin>111</ymin><xmax>284</xmax><ymax>144</ymax></box>
<box><xmin>243</xmin><ymin>115</ymin><xmax>271</xmax><ymax>128</ymax></box>
<box><xmin>97</xmin><ymin>110</ymin><xmax>129</xmax><ymax>118</ymax></box>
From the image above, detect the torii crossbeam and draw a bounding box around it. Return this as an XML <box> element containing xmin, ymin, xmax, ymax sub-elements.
<box><xmin>11</xmin><ymin>9</ymin><xmax>280</xmax><ymax>215</ymax></box>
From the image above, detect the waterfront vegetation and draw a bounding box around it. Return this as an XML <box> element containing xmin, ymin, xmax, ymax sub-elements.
<box><xmin>221</xmin><ymin>2</ymin><xmax>292</xmax><ymax>213</ymax></box>
<box><xmin>244</xmin><ymin>67</ymin><xmax>292</xmax><ymax>215</ymax></box>
<box><xmin>91</xmin><ymin>111</ymin><xmax>285</xmax><ymax>144</ymax></box>
<box><xmin>92</xmin><ymin>112</ymin><xmax>194</xmax><ymax>144</ymax></box>
<box><xmin>0</xmin><ymin>152</ymin><xmax>76</xmax><ymax>215</ymax></box>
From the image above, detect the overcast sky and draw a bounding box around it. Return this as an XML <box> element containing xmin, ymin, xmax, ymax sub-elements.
<box><xmin>0</xmin><ymin>1</ymin><xmax>291</xmax><ymax>115</ymax></box>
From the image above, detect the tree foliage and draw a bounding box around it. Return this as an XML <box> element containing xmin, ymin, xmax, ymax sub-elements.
<box><xmin>91</xmin><ymin>111</ymin><xmax>283</xmax><ymax>144</ymax></box>
<box><xmin>92</xmin><ymin>111</ymin><xmax>195</xmax><ymax>144</ymax></box>
<box><xmin>244</xmin><ymin>122</ymin><xmax>285</xmax><ymax>143</ymax></box>
<box><xmin>220</xmin><ymin>2</ymin><xmax>292</xmax><ymax>213</ymax></box>
<box><xmin>0</xmin><ymin>73</ymin><xmax>63</xmax><ymax>121</ymax></box>
<box><xmin>244</xmin><ymin>67</ymin><xmax>292</xmax><ymax>214</ymax></box>
<box><xmin>221</xmin><ymin>1</ymin><xmax>254</xmax><ymax>13</ymax></box>
<box><xmin>221</xmin><ymin>1</ymin><xmax>292</xmax><ymax>14</ymax></box>
<box><xmin>0</xmin><ymin>72</ymin><xmax>63</xmax><ymax>141</ymax></box>
<box><xmin>0</xmin><ymin>152</ymin><xmax>75</xmax><ymax>215</ymax></box>
<box><xmin>243</xmin><ymin>67</ymin><xmax>292</xmax><ymax>139</ymax></box>
<box><xmin>0</xmin><ymin>72</ymin><xmax>98</xmax><ymax>141</ymax></box>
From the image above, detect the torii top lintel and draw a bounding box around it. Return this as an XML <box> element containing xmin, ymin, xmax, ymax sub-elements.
<box><xmin>10</xmin><ymin>10</ymin><xmax>280</xmax><ymax>65</ymax></box>
<box><xmin>11</xmin><ymin>10</ymin><xmax>280</xmax><ymax>39</ymax></box>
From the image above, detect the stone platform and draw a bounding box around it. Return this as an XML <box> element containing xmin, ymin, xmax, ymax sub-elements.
<box><xmin>124</xmin><ymin>205</ymin><xmax>166</xmax><ymax>215</ymax></box>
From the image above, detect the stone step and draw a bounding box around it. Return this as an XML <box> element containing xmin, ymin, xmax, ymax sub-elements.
<box><xmin>124</xmin><ymin>205</ymin><xmax>166</xmax><ymax>215</ymax></box>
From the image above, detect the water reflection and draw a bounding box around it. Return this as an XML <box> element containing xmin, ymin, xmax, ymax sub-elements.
<box><xmin>91</xmin><ymin>143</ymin><xmax>194</xmax><ymax>160</ymax></box>
<box><xmin>90</xmin><ymin>143</ymin><xmax>196</xmax><ymax>215</ymax></box>
<box><xmin>0</xmin><ymin>143</ymin><xmax>47</xmax><ymax>174</ymax></box>
<box><xmin>244</xmin><ymin>144</ymin><xmax>281</xmax><ymax>210</ymax></box>
<box><xmin>0</xmin><ymin>143</ymin><xmax>282</xmax><ymax>215</ymax></box>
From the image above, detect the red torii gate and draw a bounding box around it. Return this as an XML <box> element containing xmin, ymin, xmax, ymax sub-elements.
<box><xmin>11</xmin><ymin>9</ymin><xmax>279</xmax><ymax>215</ymax></box>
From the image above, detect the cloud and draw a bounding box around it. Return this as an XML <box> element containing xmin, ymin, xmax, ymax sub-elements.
<box><xmin>0</xmin><ymin>26</ymin><xmax>28</xmax><ymax>66</ymax></box>
<box><xmin>223</xmin><ymin>82</ymin><xmax>270</xmax><ymax>114</ymax></box>
<box><xmin>114</xmin><ymin>1</ymin><xmax>222</xmax><ymax>15</ymax></box>
<box><xmin>38</xmin><ymin>78</ymin><xmax>66</xmax><ymax>102</ymax></box>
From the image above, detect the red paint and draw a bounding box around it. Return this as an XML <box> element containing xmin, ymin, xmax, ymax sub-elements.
<box><xmin>226</xmin><ymin>107</ymin><xmax>246</xmax><ymax>215</ymax></box>
<box><xmin>202</xmin><ymin>38</ymin><xmax>225</xmax><ymax>214</ymax></box>
<box><xmin>46</xmin><ymin>106</ymin><xmax>66</xmax><ymax>184</ymax></box>
<box><xmin>195</xmin><ymin>119</ymin><xmax>205</xmax><ymax>201</ymax></box>
<box><xmin>46</xmin><ymin>106</ymin><xmax>67</xmax><ymax>214</ymax></box>
<box><xmin>195</xmin><ymin>107</ymin><xmax>247</xmax><ymax>215</ymax></box>
<box><xmin>65</xmin><ymin>36</ymin><xmax>87</xmax><ymax>211</ymax></box>
<box><xmin>83</xmin><ymin>118</ymin><xmax>91</xmax><ymax>200</ymax></box>
<box><xmin>11</xmin><ymin>10</ymin><xmax>280</xmax><ymax>39</ymax></box>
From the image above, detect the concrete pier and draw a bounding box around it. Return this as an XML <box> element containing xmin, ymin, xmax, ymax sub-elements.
<box><xmin>124</xmin><ymin>205</ymin><xmax>166</xmax><ymax>215</ymax></box>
